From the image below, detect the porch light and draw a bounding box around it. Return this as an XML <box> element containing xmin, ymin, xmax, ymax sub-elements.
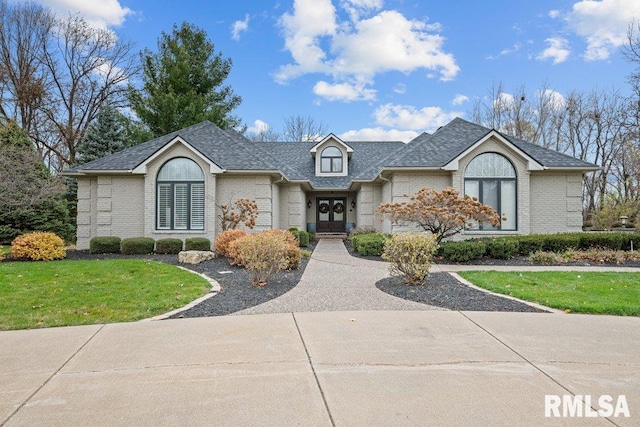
<box><xmin>307</xmin><ymin>199</ymin><xmax>312</xmax><ymax>209</ymax></box>
<box><xmin>351</xmin><ymin>200</ymin><xmax>356</xmax><ymax>209</ymax></box>
<box><xmin>620</xmin><ymin>215</ymin><xmax>628</xmax><ymax>225</ymax></box>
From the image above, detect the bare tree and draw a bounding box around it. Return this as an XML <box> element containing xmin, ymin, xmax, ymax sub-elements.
<box><xmin>0</xmin><ymin>1</ymin><xmax>53</xmax><ymax>135</ymax></box>
<box><xmin>38</xmin><ymin>14</ymin><xmax>138</xmax><ymax>168</ymax></box>
<box><xmin>0</xmin><ymin>1</ymin><xmax>138</xmax><ymax>170</ymax></box>
<box><xmin>246</xmin><ymin>114</ymin><xmax>328</xmax><ymax>142</ymax></box>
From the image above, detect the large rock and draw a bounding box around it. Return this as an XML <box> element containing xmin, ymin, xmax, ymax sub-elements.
<box><xmin>178</xmin><ymin>250</ymin><xmax>216</xmax><ymax>264</ymax></box>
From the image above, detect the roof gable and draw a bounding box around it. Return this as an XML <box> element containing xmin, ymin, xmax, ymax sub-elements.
<box><xmin>441</xmin><ymin>130</ymin><xmax>544</xmax><ymax>171</ymax></box>
<box><xmin>310</xmin><ymin>133</ymin><xmax>354</xmax><ymax>155</ymax></box>
<box><xmin>131</xmin><ymin>136</ymin><xmax>224</xmax><ymax>174</ymax></box>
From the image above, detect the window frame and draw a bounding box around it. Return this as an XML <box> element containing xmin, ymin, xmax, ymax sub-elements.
<box><xmin>464</xmin><ymin>152</ymin><xmax>517</xmax><ymax>231</ymax></box>
<box><xmin>156</xmin><ymin>158</ymin><xmax>205</xmax><ymax>231</ymax></box>
<box><xmin>320</xmin><ymin>146</ymin><xmax>343</xmax><ymax>173</ymax></box>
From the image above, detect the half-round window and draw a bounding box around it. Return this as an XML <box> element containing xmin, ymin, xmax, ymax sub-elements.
<box><xmin>320</xmin><ymin>146</ymin><xmax>343</xmax><ymax>173</ymax></box>
<box><xmin>464</xmin><ymin>153</ymin><xmax>516</xmax><ymax>231</ymax></box>
<box><xmin>157</xmin><ymin>158</ymin><xmax>205</xmax><ymax>230</ymax></box>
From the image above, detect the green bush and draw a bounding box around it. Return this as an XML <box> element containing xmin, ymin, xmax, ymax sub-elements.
<box><xmin>541</xmin><ymin>234</ymin><xmax>580</xmax><ymax>253</ymax></box>
<box><xmin>185</xmin><ymin>237</ymin><xmax>211</xmax><ymax>251</ymax></box>
<box><xmin>297</xmin><ymin>231</ymin><xmax>310</xmax><ymax>247</ymax></box>
<box><xmin>155</xmin><ymin>238</ymin><xmax>183</xmax><ymax>254</ymax></box>
<box><xmin>622</xmin><ymin>234</ymin><xmax>640</xmax><ymax>251</ymax></box>
<box><xmin>121</xmin><ymin>237</ymin><xmax>155</xmax><ymax>255</ymax></box>
<box><xmin>353</xmin><ymin>233</ymin><xmax>387</xmax><ymax>256</ymax></box>
<box><xmin>382</xmin><ymin>232</ymin><xmax>438</xmax><ymax>284</ymax></box>
<box><xmin>89</xmin><ymin>236</ymin><xmax>121</xmax><ymax>254</ymax></box>
<box><xmin>486</xmin><ymin>239</ymin><xmax>519</xmax><ymax>259</ymax></box>
<box><xmin>578</xmin><ymin>233</ymin><xmax>625</xmax><ymax>251</ymax></box>
<box><xmin>0</xmin><ymin>198</ymin><xmax>75</xmax><ymax>244</ymax></box>
<box><xmin>348</xmin><ymin>226</ymin><xmax>377</xmax><ymax>242</ymax></box>
<box><xmin>11</xmin><ymin>232</ymin><xmax>66</xmax><ymax>261</ymax></box>
<box><xmin>511</xmin><ymin>235</ymin><xmax>544</xmax><ymax>256</ymax></box>
<box><xmin>440</xmin><ymin>240</ymin><xmax>486</xmax><ymax>262</ymax></box>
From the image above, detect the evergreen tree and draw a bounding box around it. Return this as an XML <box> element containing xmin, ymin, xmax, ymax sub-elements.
<box><xmin>128</xmin><ymin>22</ymin><xmax>242</xmax><ymax>137</ymax></box>
<box><xmin>77</xmin><ymin>107</ymin><xmax>128</xmax><ymax>165</ymax></box>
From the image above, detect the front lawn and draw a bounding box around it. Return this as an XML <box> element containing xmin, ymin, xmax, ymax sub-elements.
<box><xmin>459</xmin><ymin>271</ymin><xmax>640</xmax><ymax>316</ymax></box>
<box><xmin>0</xmin><ymin>259</ymin><xmax>211</xmax><ymax>330</ymax></box>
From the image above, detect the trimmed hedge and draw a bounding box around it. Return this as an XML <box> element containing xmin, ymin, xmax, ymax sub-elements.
<box><xmin>486</xmin><ymin>239</ymin><xmax>519</xmax><ymax>259</ymax></box>
<box><xmin>440</xmin><ymin>240</ymin><xmax>486</xmax><ymax>262</ymax></box>
<box><xmin>352</xmin><ymin>233</ymin><xmax>388</xmax><ymax>256</ymax></box>
<box><xmin>155</xmin><ymin>238</ymin><xmax>183</xmax><ymax>254</ymax></box>
<box><xmin>185</xmin><ymin>237</ymin><xmax>211</xmax><ymax>251</ymax></box>
<box><xmin>121</xmin><ymin>237</ymin><xmax>155</xmax><ymax>255</ymax></box>
<box><xmin>89</xmin><ymin>236</ymin><xmax>121</xmax><ymax>254</ymax></box>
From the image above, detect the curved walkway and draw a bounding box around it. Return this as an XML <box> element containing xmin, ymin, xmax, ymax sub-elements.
<box><xmin>235</xmin><ymin>239</ymin><xmax>444</xmax><ymax>314</ymax></box>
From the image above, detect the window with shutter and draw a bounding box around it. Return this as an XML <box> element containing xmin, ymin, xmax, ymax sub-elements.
<box><xmin>156</xmin><ymin>158</ymin><xmax>205</xmax><ymax>231</ymax></box>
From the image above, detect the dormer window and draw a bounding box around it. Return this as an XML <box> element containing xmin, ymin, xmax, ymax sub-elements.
<box><xmin>321</xmin><ymin>146</ymin><xmax>343</xmax><ymax>173</ymax></box>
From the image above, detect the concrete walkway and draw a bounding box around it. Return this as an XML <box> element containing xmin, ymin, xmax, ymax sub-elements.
<box><xmin>1</xmin><ymin>311</ymin><xmax>638</xmax><ymax>426</ymax></box>
<box><xmin>235</xmin><ymin>239</ymin><xmax>444</xmax><ymax>314</ymax></box>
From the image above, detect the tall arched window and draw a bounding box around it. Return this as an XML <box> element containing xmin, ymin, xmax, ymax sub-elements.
<box><xmin>320</xmin><ymin>146</ymin><xmax>343</xmax><ymax>173</ymax></box>
<box><xmin>157</xmin><ymin>158</ymin><xmax>205</xmax><ymax>230</ymax></box>
<box><xmin>464</xmin><ymin>152</ymin><xmax>517</xmax><ymax>230</ymax></box>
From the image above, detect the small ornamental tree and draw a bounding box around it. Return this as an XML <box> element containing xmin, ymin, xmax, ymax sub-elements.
<box><xmin>376</xmin><ymin>187</ymin><xmax>501</xmax><ymax>243</ymax></box>
<box><xmin>218</xmin><ymin>198</ymin><xmax>259</xmax><ymax>231</ymax></box>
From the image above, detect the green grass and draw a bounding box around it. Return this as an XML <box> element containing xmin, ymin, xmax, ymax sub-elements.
<box><xmin>459</xmin><ymin>271</ymin><xmax>640</xmax><ymax>316</ymax></box>
<box><xmin>0</xmin><ymin>259</ymin><xmax>211</xmax><ymax>330</ymax></box>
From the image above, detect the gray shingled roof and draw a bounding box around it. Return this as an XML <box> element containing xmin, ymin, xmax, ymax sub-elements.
<box><xmin>69</xmin><ymin>117</ymin><xmax>597</xmax><ymax>189</ymax></box>
<box><xmin>69</xmin><ymin>121</ymin><xmax>277</xmax><ymax>172</ymax></box>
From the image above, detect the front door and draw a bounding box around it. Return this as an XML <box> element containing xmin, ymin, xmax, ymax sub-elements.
<box><xmin>316</xmin><ymin>198</ymin><xmax>346</xmax><ymax>232</ymax></box>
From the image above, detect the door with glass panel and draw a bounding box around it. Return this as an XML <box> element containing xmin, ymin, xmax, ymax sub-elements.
<box><xmin>316</xmin><ymin>198</ymin><xmax>346</xmax><ymax>232</ymax></box>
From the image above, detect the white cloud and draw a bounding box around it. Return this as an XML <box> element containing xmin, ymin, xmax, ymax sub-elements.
<box><xmin>537</xmin><ymin>37</ymin><xmax>571</xmax><ymax>64</ymax></box>
<box><xmin>276</xmin><ymin>0</ymin><xmax>459</xmax><ymax>102</ymax></box>
<box><xmin>247</xmin><ymin>119</ymin><xmax>271</xmax><ymax>134</ymax></box>
<box><xmin>549</xmin><ymin>10</ymin><xmax>560</xmax><ymax>19</ymax></box>
<box><xmin>393</xmin><ymin>83</ymin><xmax>406</xmax><ymax>94</ymax></box>
<box><xmin>374</xmin><ymin>103</ymin><xmax>462</xmax><ymax>131</ymax></box>
<box><xmin>538</xmin><ymin>89</ymin><xmax>566</xmax><ymax>109</ymax></box>
<box><xmin>313</xmin><ymin>80</ymin><xmax>376</xmax><ymax>101</ymax></box>
<box><xmin>340</xmin><ymin>127</ymin><xmax>418</xmax><ymax>142</ymax></box>
<box><xmin>452</xmin><ymin>94</ymin><xmax>469</xmax><ymax>105</ymax></box>
<box><xmin>231</xmin><ymin>14</ymin><xmax>250</xmax><ymax>41</ymax></box>
<box><xmin>33</xmin><ymin>0</ymin><xmax>132</xmax><ymax>28</ymax></box>
<box><xmin>567</xmin><ymin>0</ymin><xmax>640</xmax><ymax>60</ymax></box>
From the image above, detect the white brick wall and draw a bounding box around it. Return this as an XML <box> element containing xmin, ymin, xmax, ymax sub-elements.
<box><xmin>217</xmin><ymin>175</ymin><xmax>274</xmax><ymax>232</ymax></box>
<box><xmin>530</xmin><ymin>172</ymin><xmax>584</xmax><ymax>234</ymax></box>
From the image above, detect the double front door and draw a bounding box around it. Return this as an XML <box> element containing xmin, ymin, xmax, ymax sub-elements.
<box><xmin>316</xmin><ymin>198</ymin><xmax>346</xmax><ymax>232</ymax></box>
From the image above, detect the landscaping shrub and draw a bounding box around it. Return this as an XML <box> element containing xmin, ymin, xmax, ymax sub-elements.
<box><xmin>214</xmin><ymin>229</ymin><xmax>247</xmax><ymax>257</ymax></box>
<box><xmin>89</xmin><ymin>236</ymin><xmax>121</xmax><ymax>254</ymax></box>
<box><xmin>511</xmin><ymin>235</ymin><xmax>544</xmax><ymax>256</ymax></box>
<box><xmin>155</xmin><ymin>238</ymin><xmax>183</xmax><ymax>254</ymax></box>
<box><xmin>486</xmin><ymin>239</ymin><xmax>519</xmax><ymax>259</ymax></box>
<box><xmin>232</xmin><ymin>231</ymin><xmax>296</xmax><ymax>286</ymax></box>
<box><xmin>541</xmin><ymin>234</ymin><xmax>580</xmax><ymax>253</ymax></box>
<box><xmin>353</xmin><ymin>233</ymin><xmax>387</xmax><ymax>256</ymax></box>
<box><xmin>382</xmin><ymin>232</ymin><xmax>438</xmax><ymax>284</ymax></box>
<box><xmin>621</xmin><ymin>233</ymin><xmax>640</xmax><ymax>251</ymax></box>
<box><xmin>0</xmin><ymin>246</ymin><xmax>4</xmax><ymax>261</ymax></box>
<box><xmin>262</xmin><ymin>229</ymin><xmax>301</xmax><ymax>269</ymax></box>
<box><xmin>578</xmin><ymin>233</ymin><xmax>625</xmax><ymax>251</ymax></box>
<box><xmin>529</xmin><ymin>251</ymin><xmax>559</xmax><ymax>265</ymax></box>
<box><xmin>348</xmin><ymin>226</ymin><xmax>377</xmax><ymax>241</ymax></box>
<box><xmin>11</xmin><ymin>232</ymin><xmax>66</xmax><ymax>261</ymax></box>
<box><xmin>297</xmin><ymin>231</ymin><xmax>310</xmax><ymax>247</ymax></box>
<box><xmin>121</xmin><ymin>237</ymin><xmax>155</xmax><ymax>255</ymax></box>
<box><xmin>185</xmin><ymin>237</ymin><xmax>211</xmax><ymax>251</ymax></box>
<box><xmin>439</xmin><ymin>240</ymin><xmax>486</xmax><ymax>262</ymax></box>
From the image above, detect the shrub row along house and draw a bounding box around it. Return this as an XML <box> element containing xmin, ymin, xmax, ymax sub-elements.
<box><xmin>66</xmin><ymin>117</ymin><xmax>598</xmax><ymax>250</ymax></box>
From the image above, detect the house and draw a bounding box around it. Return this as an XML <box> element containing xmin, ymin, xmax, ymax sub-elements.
<box><xmin>66</xmin><ymin>117</ymin><xmax>599</xmax><ymax>250</ymax></box>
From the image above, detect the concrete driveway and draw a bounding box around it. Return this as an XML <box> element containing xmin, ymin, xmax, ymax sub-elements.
<box><xmin>1</xmin><ymin>311</ymin><xmax>638</xmax><ymax>426</ymax></box>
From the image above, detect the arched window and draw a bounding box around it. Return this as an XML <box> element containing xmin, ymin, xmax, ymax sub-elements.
<box><xmin>157</xmin><ymin>158</ymin><xmax>205</xmax><ymax>230</ymax></box>
<box><xmin>464</xmin><ymin>153</ymin><xmax>517</xmax><ymax>230</ymax></box>
<box><xmin>320</xmin><ymin>146</ymin><xmax>343</xmax><ymax>173</ymax></box>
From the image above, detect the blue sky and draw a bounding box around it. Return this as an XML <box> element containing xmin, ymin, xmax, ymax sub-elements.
<box><xmin>32</xmin><ymin>0</ymin><xmax>640</xmax><ymax>141</ymax></box>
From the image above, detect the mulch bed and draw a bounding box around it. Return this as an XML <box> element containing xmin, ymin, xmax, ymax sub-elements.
<box><xmin>376</xmin><ymin>274</ymin><xmax>547</xmax><ymax>312</ymax></box>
